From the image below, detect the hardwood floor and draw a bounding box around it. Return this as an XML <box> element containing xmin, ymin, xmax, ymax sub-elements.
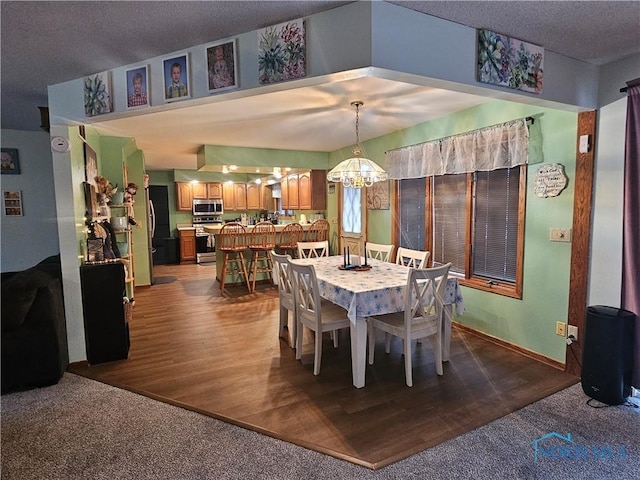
<box><xmin>68</xmin><ymin>262</ymin><xmax>578</xmax><ymax>469</ymax></box>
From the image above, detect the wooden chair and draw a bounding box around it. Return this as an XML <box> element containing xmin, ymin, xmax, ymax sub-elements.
<box><xmin>395</xmin><ymin>247</ymin><xmax>430</xmax><ymax>269</ymax></box>
<box><xmin>247</xmin><ymin>221</ymin><xmax>277</xmax><ymax>292</ymax></box>
<box><xmin>365</xmin><ymin>242</ymin><xmax>395</xmax><ymax>262</ymax></box>
<box><xmin>218</xmin><ymin>222</ymin><xmax>251</xmax><ymax>293</ymax></box>
<box><xmin>270</xmin><ymin>251</ymin><xmax>296</xmax><ymax>348</ymax></box>
<box><xmin>288</xmin><ymin>261</ymin><xmax>351</xmax><ymax>375</ymax></box>
<box><xmin>297</xmin><ymin>241</ymin><xmax>329</xmax><ymax>258</ymax></box>
<box><xmin>277</xmin><ymin>222</ymin><xmax>305</xmax><ymax>258</ymax></box>
<box><xmin>307</xmin><ymin>219</ymin><xmax>330</xmax><ymax>242</ymax></box>
<box><xmin>367</xmin><ymin>262</ymin><xmax>451</xmax><ymax>387</ymax></box>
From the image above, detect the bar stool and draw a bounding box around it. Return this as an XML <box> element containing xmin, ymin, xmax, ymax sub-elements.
<box><xmin>308</xmin><ymin>219</ymin><xmax>330</xmax><ymax>242</ymax></box>
<box><xmin>277</xmin><ymin>222</ymin><xmax>304</xmax><ymax>258</ymax></box>
<box><xmin>218</xmin><ymin>222</ymin><xmax>251</xmax><ymax>294</ymax></box>
<box><xmin>247</xmin><ymin>221</ymin><xmax>277</xmax><ymax>292</ymax></box>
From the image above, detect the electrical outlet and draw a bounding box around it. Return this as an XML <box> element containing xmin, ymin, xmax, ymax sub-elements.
<box><xmin>550</xmin><ymin>227</ymin><xmax>572</xmax><ymax>242</ymax></box>
<box><xmin>556</xmin><ymin>321</ymin><xmax>566</xmax><ymax>337</ymax></box>
<box><xmin>567</xmin><ymin>325</ymin><xmax>578</xmax><ymax>342</ymax></box>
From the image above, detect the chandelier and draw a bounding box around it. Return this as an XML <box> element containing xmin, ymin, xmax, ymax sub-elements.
<box><xmin>327</xmin><ymin>101</ymin><xmax>388</xmax><ymax>188</ymax></box>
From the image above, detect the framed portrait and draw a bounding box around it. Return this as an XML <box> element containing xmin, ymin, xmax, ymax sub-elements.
<box><xmin>163</xmin><ymin>53</ymin><xmax>190</xmax><ymax>102</ymax></box>
<box><xmin>3</xmin><ymin>190</ymin><xmax>23</xmax><ymax>216</ymax></box>
<box><xmin>84</xmin><ymin>143</ymin><xmax>98</xmax><ymax>187</ymax></box>
<box><xmin>125</xmin><ymin>65</ymin><xmax>150</xmax><ymax>109</ymax></box>
<box><xmin>1</xmin><ymin>148</ymin><xmax>20</xmax><ymax>174</ymax></box>
<box><xmin>206</xmin><ymin>40</ymin><xmax>238</xmax><ymax>93</ymax></box>
<box><xmin>258</xmin><ymin>18</ymin><xmax>306</xmax><ymax>84</ymax></box>
<box><xmin>84</xmin><ymin>71</ymin><xmax>113</xmax><ymax>116</ymax></box>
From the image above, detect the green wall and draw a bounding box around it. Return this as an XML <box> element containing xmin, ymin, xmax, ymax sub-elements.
<box><xmin>343</xmin><ymin>99</ymin><xmax>577</xmax><ymax>362</ymax></box>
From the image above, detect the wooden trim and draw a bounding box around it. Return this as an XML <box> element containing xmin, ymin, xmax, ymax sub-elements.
<box><xmin>565</xmin><ymin>110</ymin><xmax>597</xmax><ymax>377</ymax></box>
<box><xmin>391</xmin><ymin>180</ymin><xmax>400</xmax><ymax>247</ymax></box>
<box><xmin>453</xmin><ymin>322</ymin><xmax>567</xmax><ymax>371</ymax></box>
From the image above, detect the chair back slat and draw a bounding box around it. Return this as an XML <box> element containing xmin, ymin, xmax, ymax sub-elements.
<box><xmin>288</xmin><ymin>261</ymin><xmax>321</xmax><ymax>330</ymax></box>
<box><xmin>249</xmin><ymin>221</ymin><xmax>276</xmax><ymax>249</ymax></box>
<box><xmin>396</xmin><ymin>247</ymin><xmax>430</xmax><ymax>269</ymax></box>
<box><xmin>405</xmin><ymin>263</ymin><xmax>451</xmax><ymax>327</ymax></box>
<box><xmin>297</xmin><ymin>240</ymin><xmax>329</xmax><ymax>258</ymax></box>
<box><xmin>308</xmin><ymin>219</ymin><xmax>330</xmax><ymax>241</ymax></box>
<box><xmin>218</xmin><ymin>223</ymin><xmax>247</xmax><ymax>251</ymax></box>
<box><xmin>365</xmin><ymin>242</ymin><xmax>395</xmax><ymax>262</ymax></box>
<box><xmin>278</xmin><ymin>222</ymin><xmax>305</xmax><ymax>248</ymax></box>
<box><xmin>271</xmin><ymin>251</ymin><xmax>294</xmax><ymax>308</ymax></box>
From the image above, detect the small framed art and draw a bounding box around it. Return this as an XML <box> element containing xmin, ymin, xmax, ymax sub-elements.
<box><xmin>3</xmin><ymin>190</ymin><xmax>23</xmax><ymax>216</ymax></box>
<box><xmin>206</xmin><ymin>40</ymin><xmax>238</xmax><ymax>93</ymax></box>
<box><xmin>258</xmin><ymin>18</ymin><xmax>306</xmax><ymax>84</ymax></box>
<box><xmin>126</xmin><ymin>65</ymin><xmax>150</xmax><ymax>109</ymax></box>
<box><xmin>84</xmin><ymin>71</ymin><xmax>113</xmax><ymax>116</ymax></box>
<box><xmin>1</xmin><ymin>148</ymin><xmax>20</xmax><ymax>174</ymax></box>
<box><xmin>163</xmin><ymin>54</ymin><xmax>190</xmax><ymax>101</ymax></box>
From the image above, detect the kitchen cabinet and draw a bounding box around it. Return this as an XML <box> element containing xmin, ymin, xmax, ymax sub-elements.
<box><xmin>179</xmin><ymin>229</ymin><xmax>196</xmax><ymax>262</ymax></box>
<box><xmin>176</xmin><ymin>182</ymin><xmax>192</xmax><ymax>211</ymax></box>
<box><xmin>223</xmin><ymin>182</ymin><xmax>247</xmax><ymax>211</ymax></box>
<box><xmin>192</xmin><ymin>182</ymin><xmax>207</xmax><ymax>199</ymax></box>
<box><xmin>281</xmin><ymin>170</ymin><xmax>326</xmax><ymax>210</ymax></box>
<box><xmin>299</xmin><ymin>170</ymin><xmax>327</xmax><ymax>210</ymax></box>
<box><xmin>261</xmin><ymin>184</ymin><xmax>274</xmax><ymax>210</ymax></box>
<box><xmin>207</xmin><ymin>182</ymin><xmax>222</xmax><ymax>198</ymax></box>
<box><xmin>80</xmin><ymin>262</ymin><xmax>130</xmax><ymax>364</ymax></box>
<box><xmin>246</xmin><ymin>183</ymin><xmax>261</xmax><ymax>210</ymax></box>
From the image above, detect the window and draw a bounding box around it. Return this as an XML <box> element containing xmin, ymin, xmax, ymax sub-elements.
<box><xmin>342</xmin><ymin>186</ymin><xmax>362</xmax><ymax>234</ymax></box>
<box><xmin>397</xmin><ymin>165</ymin><xmax>526</xmax><ymax>298</ymax></box>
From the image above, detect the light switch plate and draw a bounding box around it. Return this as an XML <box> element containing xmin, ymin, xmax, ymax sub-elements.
<box><xmin>550</xmin><ymin>227</ymin><xmax>572</xmax><ymax>242</ymax></box>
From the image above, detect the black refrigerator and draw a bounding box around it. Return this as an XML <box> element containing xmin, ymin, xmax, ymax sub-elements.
<box><xmin>148</xmin><ymin>185</ymin><xmax>172</xmax><ymax>267</ymax></box>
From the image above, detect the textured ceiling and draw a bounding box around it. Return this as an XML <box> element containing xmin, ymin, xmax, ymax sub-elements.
<box><xmin>1</xmin><ymin>1</ymin><xmax>639</xmax><ymax>170</ymax></box>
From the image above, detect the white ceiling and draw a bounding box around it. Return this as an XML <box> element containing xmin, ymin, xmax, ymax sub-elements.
<box><xmin>2</xmin><ymin>1</ymin><xmax>639</xmax><ymax>172</ymax></box>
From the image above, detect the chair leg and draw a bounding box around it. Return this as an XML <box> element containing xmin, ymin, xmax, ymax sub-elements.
<box><xmin>332</xmin><ymin>330</ymin><xmax>339</xmax><ymax>348</ymax></box>
<box><xmin>290</xmin><ymin>308</ymin><xmax>297</xmax><ymax>350</ymax></box>
<box><xmin>238</xmin><ymin>252</ymin><xmax>252</xmax><ymax>292</ymax></box>
<box><xmin>433</xmin><ymin>335</ymin><xmax>443</xmax><ymax>376</ymax></box>
<box><xmin>220</xmin><ymin>253</ymin><xmax>229</xmax><ymax>293</ymax></box>
<box><xmin>279</xmin><ymin>306</ymin><xmax>287</xmax><ymax>337</ymax></box>
<box><xmin>385</xmin><ymin>333</ymin><xmax>391</xmax><ymax>353</ymax></box>
<box><xmin>404</xmin><ymin>337</ymin><xmax>413</xmax><ymax>387</ymax></box>
<box><xmin>295</xmin><ymin>320</ymin><xmax>303</xmax><ymax>359</ymax></box>
<box><xmin>313</xmin><ymin>329</ymin><xmax>323</xmax><ymax>375</ymax></box>
<box><xmin>367</xmin><ymin>322</ymin><xmax>375</xmax><ymax>365</ymax></box>
<box><xmin>250</xmin><ymin>251</ymin><xmax>258</xmax><ymax>293</ymax></box>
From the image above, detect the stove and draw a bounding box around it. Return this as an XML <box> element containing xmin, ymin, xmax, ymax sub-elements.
<box><xmin>192</xmin><ymin>216</ymin><xmax>221</xmax><ymax>263</ymax></box>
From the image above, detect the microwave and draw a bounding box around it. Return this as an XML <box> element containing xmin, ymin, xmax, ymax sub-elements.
<box><xmin>193</xmin><ymin>198</ymin><xmax>223</xmax><ymax>216</ymax></box>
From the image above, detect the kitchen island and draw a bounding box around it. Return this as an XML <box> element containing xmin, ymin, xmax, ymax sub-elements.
<box><xmin>204</xmin><ymin>222</ymin><xmax>317</xmax><ymax>287</ymax></box>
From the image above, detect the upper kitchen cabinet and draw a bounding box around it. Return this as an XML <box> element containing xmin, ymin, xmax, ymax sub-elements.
<box><xmin>207</xmin><ymin>182</ymin><xmax>222</xmax><ymax>199</ymax></box>
<box><xmin>192</xmin><ymin>182</ymin><xmax>207</xmax><ymax>199</ymax></box>
<box><xmin>222</xmin><ymin>182</ymin><xmax>247</xmax><ymax>211</ymax></box>
<box><xmin>246</xmin><ymin>183</ymin><xmax>275</xmax><ymax>211</ymax></box>
<box><xmin>176</xmin><ymin>182</ymin><xmax>192</xmax><ymax>211</ymax></box>
<box><xmin>282</xmin><ymin>170</ymin><xmax>326</xmax><ymax>210</ymax></box>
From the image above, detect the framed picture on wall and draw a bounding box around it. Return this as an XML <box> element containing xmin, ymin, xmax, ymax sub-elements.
<box><xmin>84</xmin><ymin>71</ymin><xmax>113</xmax><ymax>116</ymax></box>
<box><xmin>1</xmin><ymin>148</ymin><xmax>20</xmax><ymax>174</ymax></box>
<box><xmin>3</xmin><ymin>190</ymin><xmax>23</xmax><ymax>216</ymax></box>
<box><xmin>258</xmin><ymin>18</ymin><xmax>306</xmax><ymax>84</ymax></box>
<box><xmin>163</xmin><ymin>54</ymin><xmax>190</xmax><ymax>102</ymax></box>
<box><xmin>125</xmin><ymin>65</ymin><xmax>150</xmax><ymax>109</ymax></box>
<box><xmin>84</xmin><ymin>143</ymin><xmax>98</xmax><ymax>187</ymax></box>
<box><xmin>206</xmin><ymin>40</ymin><xmax>238</xmax><ymax>93</ymax></box>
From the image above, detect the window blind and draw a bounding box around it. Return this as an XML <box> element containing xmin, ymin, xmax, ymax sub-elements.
<box><xmin>398</xmin><ymin>178</ymin><xmax>425</xmax><ymax>250</ymax></box>
<box><xmin>433</xmin><ymin>174</ymin><xmax>466</xmax><ymax>274</ymax></box>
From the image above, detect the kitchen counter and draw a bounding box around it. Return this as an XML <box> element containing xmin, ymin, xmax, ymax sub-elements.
<box><xmin>203</xmin><ymin>222</ymin><xmax>313</xmax><ymax>233</ymax></box>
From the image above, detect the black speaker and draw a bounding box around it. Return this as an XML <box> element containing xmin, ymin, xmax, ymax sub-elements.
<box><xmin>581</xmin><ymin>305</ymin><xmax>635</xmax><ymax>405</ymax></box>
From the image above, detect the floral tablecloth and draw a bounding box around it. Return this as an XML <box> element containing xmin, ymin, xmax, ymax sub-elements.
<box><xmin>291</xmin><ymin>255</ymin><xmax>465</xmax><ymax>324</ymax></box>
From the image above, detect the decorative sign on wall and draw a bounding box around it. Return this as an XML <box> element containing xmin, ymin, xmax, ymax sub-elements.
<box><xmin>534</xmin><ymin>163</ymin><xmax>568</xmax><ymax>198</ymax></box>
<box><xmin>477</xmin><ymin>29</ymin><xmax>544</xmax><ymax>93</ymax></box>
<box><xmin>367</xmin><ymin>181</ymin><xmax>390</xmax><ymax>209</ymax></box>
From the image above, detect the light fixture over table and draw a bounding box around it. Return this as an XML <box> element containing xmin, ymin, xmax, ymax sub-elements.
<box><xmin>327</xmin><ymin>101</ymin><xmax>388</xmax><ymax>188</ymax></box>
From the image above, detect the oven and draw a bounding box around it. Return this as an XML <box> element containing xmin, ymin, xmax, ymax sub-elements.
<box><xmin>193</xmin><ymin>216</ymin><xmax>221</xmax><ymax>264</ymax></box>
<box><xmin>193</xmin><ymin>198</ymin><xmax>223</xmax><ymax>216</ymax></box>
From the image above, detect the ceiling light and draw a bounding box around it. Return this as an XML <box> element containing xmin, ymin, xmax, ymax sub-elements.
<box><xmin>229</xmin><ymin>165</ymin><xmax>238</xmax><ymax>171</ymax></box>
<box><xmin>327</xmin><ymin>101</ymin><xmax>388</xmax><ymax>189</ymax></box>
<box><xmin>255</xmin><ymin>178</ymin><xmax>262</xmax><ymax>184</ymax></box>
<box><xmin>273</xmin><ymin>167</ymin><xmax>282</xmax><ymax>179</ymax></box>
<box><xmin>222</xmin><ymin>165</ymin><xmax>229</xmax><ymax>174</ymax></box>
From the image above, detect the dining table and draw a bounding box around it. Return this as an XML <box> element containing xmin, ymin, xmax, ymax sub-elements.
<box><xmin>290</xmin><ymin>255</ymin><xmax>465</xmax><ymax>388</ymax></box>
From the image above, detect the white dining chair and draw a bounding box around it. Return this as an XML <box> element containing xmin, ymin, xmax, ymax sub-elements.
<box><xmin>365</xmin><ymin>242</ymin><xmax>395</xmax><ymax>262</ymax></box>
<box><xmin>271</xmin><ymin>251</ymin><xmax>296</xmax><ymax>348</ymax></box>
<box><xmin>297</xmin><ymin>240</ymin><xmax>329</xmax><ymax>258</ymax></box>
<box><xmin>288</xmin><ymin>260</ymin><xmax>350</xmax><ymax>375</ymax></box>
<box><xmin>367</xmin><ymin>262</ymin><xmax>451</xmax><ymax>387</ymax></box>
<box><xmin>395</xmin><ymin>247</ymin><xmax>430</xmax><ymax>269</ymax></box>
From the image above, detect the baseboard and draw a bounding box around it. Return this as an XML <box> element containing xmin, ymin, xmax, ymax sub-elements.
<box><xmin>452</xmin><ymin>322</ymin><xmax>567</xmax><ymax>372</ymax></box>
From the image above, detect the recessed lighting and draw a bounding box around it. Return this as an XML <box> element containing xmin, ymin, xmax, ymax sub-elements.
<box><xmin>255</xmin><ymin>178</ymin><xmax>262</xmax><ymax>184</ymax></box>
<box><xmin>222</xmin><ymin>165</ymin><xmax>229</xmax><ymax>174</ymax></box>
<box><xmin>229</xmin><ymin>165</ymin><xmax>238</xmax><ymax>171</ymax></box>
<box><xmin>190</xmin><ymin>179</ymin><xmax>199</xmax><ymax>184</ymax></box>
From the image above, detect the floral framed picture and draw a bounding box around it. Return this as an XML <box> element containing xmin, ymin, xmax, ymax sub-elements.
<box><xmin>163</xmin><ymin>53</ymin><xmax>190</xmax><ymax>102</ymax></box>
<box><xmin>1</xmin><ymin>148</ymin><xmax>20</xmax><ymax>174</ymax></box>
<box><xmin>84</xmin><ymin>71</ymin><xmax>113</xmax><ymax>116</ymax></box>
<box><xmin>258</xmin><ymin>18</ymin><xmax>306</xmax><ymax>84</ymax></box>
<box><xmin>3</xmin><ymin>190</ymin><xmax>23</xmax><ymax>216</ymax></box>
<box><xmin>477</xmin><ymin>29</ymin><xmax>544</xmax><ymax>93</ymax></box>
<box><xmin>206</xmin><ymin>40</ymin><xmax>238</xmax><ymax>93</ymax></box>
<box><xmin>125</xmin><ymin>65</ymin><xmax>150</xmax><ymax>109</ymax></box>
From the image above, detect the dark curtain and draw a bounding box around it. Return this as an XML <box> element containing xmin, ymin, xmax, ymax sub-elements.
<box><xmin>622</xmin><ymin>80</ymin><xmax>640</xmax><ymax>388</ymax></box>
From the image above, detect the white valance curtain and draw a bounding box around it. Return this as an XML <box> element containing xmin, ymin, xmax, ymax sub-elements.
<box><xmin>385</xmin><ymin>118</ymin><xmax>530</xmax><ymax>179</ymax></box>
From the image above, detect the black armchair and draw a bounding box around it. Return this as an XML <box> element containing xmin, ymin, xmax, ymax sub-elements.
<box><xmin>1</xmin><ymin>255</ymin><xmax>68</xmax><ymax>394</ymax></box>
